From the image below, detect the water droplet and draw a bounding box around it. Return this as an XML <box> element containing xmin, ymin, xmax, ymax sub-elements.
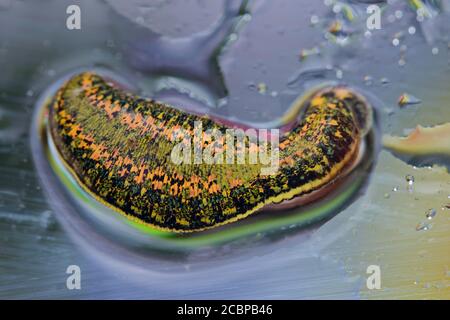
<box><xmin>398</xmin><ymin>93</ymin><xmax>421</xmax><ymax>107</ymax></box>
<box><xmin>228</xmin><ymin>33</ymin><xmax>238</xmax><ymax>42</ymax></box>
<box><xmin>416</xmin><ymin>221</ymin><xmax>432</xmax><ymax>231</ymax></box>
<box><xmin>395</xmin><ymin>10</ymin><xmax>403</xmax><ymax>19</ymax></box>
<box><xmin>257</xmin><ymin>82</ymin><xmax>267</xmax><ymax>95</ymax></box>
<box><xmin>408</xmin><ymin>26</ymin><xmax>416</xmax><ymax>35</ymax></box>
<box><xmin>392</xmin><ymin>186</ymin><xmax>399</xmax><ymax>192</ymax></box>
<box><xmin>26</xmin><ymin>90</ymin><xmax>34</xmax><ymax>97</ymax></box>
<box><xmin>431</xmin><ymin>47</ymin><xmax>439</xmax><ymax>55</ymax></box>
<box><xmin>363</xmin><ymin>75</ymin><xmax>372</xmax><ymax>86</ymax></box>
<box><xmin>417</xmin><ymin>5</ymin><xmax>429</xmax><ymax>20</ymax></box>
<box><xmin>405</xmin><ymin>174</ymin><xmax>415</xmax><ymax>192</ymax></box>
<box><xmin>426</xmin><ymin>208</ymin><xmax>437</xmax><ymax>220</ymax></box>
<box><xmin>380</xmin><ymin>77</ymin><xmax>390</xmax><ymax>85</ymax></box>
<box><xmin>310</xmin><ymin>15</ymin><xmax>319</xmax><ymax>25</ymax></box>
<box><xmin>406</xmin><ymin>174</ymin><xmax>415</xmax><ymax>185</ymax></box>
<box><xmin>384</xmin><ymin>193</ymin><xmax>390</xmax><ymax>199</ymax></box>
<box><xmin>247</xmin><ymin>82</ymin><xmax>256</xmax><ymax>91</ymax></box>
<box><xmin>328</xmin><ymin>20</ymin><xmax>342</xmax><ymax>35</ymax></box>
<box><xmin>332</xmin><ymin>4</ymin><xmax>342</xmax><ymax>14</ymax></box>
<box><xmin>392</xmin><ymin>38</ymin><xmax>400</xmax><ymax>46</ymax></box>
<box><xmin>299</xmin><ymin>47</ymin><xmax>320</xmax><ymax>61</ymax></box>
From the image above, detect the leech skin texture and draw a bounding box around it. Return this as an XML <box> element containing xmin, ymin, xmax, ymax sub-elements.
<box><xmin>47</xmin><ymin>72</ymin><xmax>371</xmax><ymax>233</ymax></box>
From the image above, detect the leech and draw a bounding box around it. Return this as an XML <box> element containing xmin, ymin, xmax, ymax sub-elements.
<box><xmin>46</xmin><ymin>72</ymin><xmax>372</xmax><ymax>233</ymax></box>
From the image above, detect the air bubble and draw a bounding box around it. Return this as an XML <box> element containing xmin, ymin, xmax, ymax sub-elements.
<box><xmin>332</xmin><ymin>4</ymin><xmax>342</xmax><ymax>14</ymax></box>
<box><xmin>395</xmin><ymin>10</ymin><xmax>403</xmax><ymax>19</ymax></box>
<box><xmin>242</xmin><ymin>13</ymin><xmax>252</xmax><ymax>22</ymax></box>
<box><xmin>310</xmin><ymin>15</ymin><xmax>319</xmax><ymax>25</ymax></box>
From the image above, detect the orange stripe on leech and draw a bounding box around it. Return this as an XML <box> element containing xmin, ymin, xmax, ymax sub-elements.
<box><xmin>329</xmin><ymin>119</ymin><xmax>338</xmax><ymax>126</ymax></box>
<box><xmin>333</xmin><ymin>88</ymin><xmax>353</xmax><ymax>100</ymax></box>
<box><xmin>130</xmin><ymin>113</ymin><xmax>143</xmax><ymax>129</ymax></box>
<box><xmin>207</xmin><ymin>183</ymin><xmax>221</xmax><ymax>194</ymax></box>
<box><xmin>327</xmin><ymin>102</ymin><xmax>337</xmax><ymax>109</ymax></box>
<box><xmin>114</xmin><ymin>156</ymin><xmax>123</xmax><ymax>166</ymax></box>
<box><xmin>169</xmin><ymin>183</ymin><xmax>179</xmax><ymax>196</ymax></box>
<box><xmin>152</xmin><ymin>180</ymin><xmax>163</xmax><ymax>190</ymax></box>
<box><xmin>104</xmin><ymin>160</ymin><xmax>112</xmax><ymax>169</ymax></box>
<box><xmin>103</xmin><ymin>100</ymin><xmax>113</xmax><ymax>119</ymax></box>
<box><xmin>189</xmin><ymin>184</ymin><xmax>202</xmax><ymax>197</ymax></box>
<box><xmin>172</xmin><ymin>172</ymin><xmax>184</xmax><ymax>181</ymax></box>
<box><xmin>118</xmin><ymin>167</ymin><xmax>128</xmax><ymax>177</ymax></box>
<box><xmin>134</xmin><ymin>164</ymin><xmax>148</xmax><ymax>184</ymax></box>
<box><xmin>81</xmin><ymin>76</ymin><xmax>93</xmax><ymax>89</ymax></box>
<box><xmin>82</xmin><ymin>82</ymin><xmax>197</xmax><ymax>141</ymax></box>
<box><xmin>67</xmin><ymin>124</ymin><xmax>82</xmax><ymax>138</ymax></box>
<box><xmin>229</xmin><ymin>179</ymin><xmax>243</xmax><ymax>188</ymax></box>
<box><xmin>311</xmin><ymin>96</ymin><xmax>327</xmax><ymax>107</ymax></box>
<box><xmin>130</xmin><ymin>165</ymin><xmax>139</xmax><ymax>174</ymax></box>
<box><xmin>89</xmin><ymin>143</ymin><xmax>107</xmax><ymax>161</ymax></box>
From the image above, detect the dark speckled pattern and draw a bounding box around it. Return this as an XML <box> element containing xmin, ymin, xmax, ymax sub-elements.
<box><xmin>49</xmin><ymin>72</ymin><xmax>367</xmax><ymax>232</ymax></box>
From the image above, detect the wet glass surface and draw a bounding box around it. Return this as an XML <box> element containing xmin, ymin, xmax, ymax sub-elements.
<box><xmin>0</xmin><ymin>0</ymin><xmax>449</xmax><ymax>298</ymax></box>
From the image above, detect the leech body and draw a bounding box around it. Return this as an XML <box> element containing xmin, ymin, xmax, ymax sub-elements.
<box><xmin>48</xmin><ymin>72</ymin><xmax>371</xmax><ymax>233</ymax></box>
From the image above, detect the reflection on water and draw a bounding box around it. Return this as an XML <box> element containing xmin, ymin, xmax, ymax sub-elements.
<box><xmin>0</xmin><ymin>0</ymin><xmax>449</xmax><ymax>298</ymax></box>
